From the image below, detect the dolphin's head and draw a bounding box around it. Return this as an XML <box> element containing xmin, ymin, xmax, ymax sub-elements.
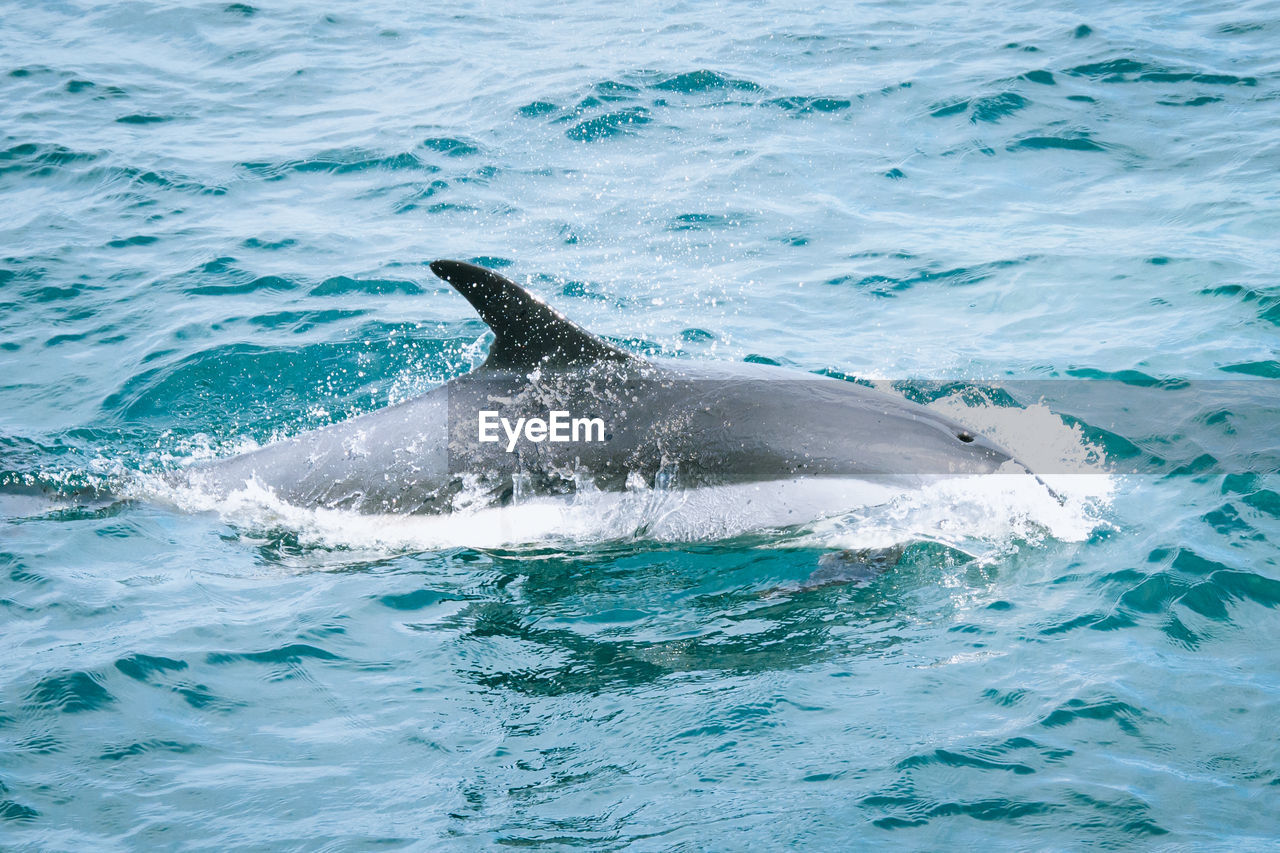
<box><xmin>919</xmin><ymin>415</ymin><xmax>1062</xmax><ymax>500</ymax></box>
<box><xmin>835</xmin><ymin>393</ymin><xmax>1026</xmax><ymax>479</ymax></box>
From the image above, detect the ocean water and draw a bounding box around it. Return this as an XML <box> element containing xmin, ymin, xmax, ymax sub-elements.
<box><xmin>3</xmin><ymin>0</ymin><xmax>1280</xmax><ymax>848</ymax></box>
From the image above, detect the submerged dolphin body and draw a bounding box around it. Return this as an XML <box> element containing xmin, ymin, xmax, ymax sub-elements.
<box><xmin>184</xmin><ymin>260</ymin><xmax>1038</xmax><ymax>522</ymax></box>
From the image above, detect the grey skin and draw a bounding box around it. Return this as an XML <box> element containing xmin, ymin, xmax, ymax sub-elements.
<box><xmin>184</xmin><ymin>260</ymin><xmax>1037</xmax><ymax>515</ymax></box>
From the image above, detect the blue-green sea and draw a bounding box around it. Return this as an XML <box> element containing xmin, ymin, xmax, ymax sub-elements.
<box><xmin>3</xmin><ymin>0</ymin><xmax>1280</xmax><ymax>848</ymax></box>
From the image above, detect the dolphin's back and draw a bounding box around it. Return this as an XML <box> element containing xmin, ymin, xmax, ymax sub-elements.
<box><xmin>187</xmin><ymin>389</ymin><xmax>451</xmax><ymax>513</ymax></box>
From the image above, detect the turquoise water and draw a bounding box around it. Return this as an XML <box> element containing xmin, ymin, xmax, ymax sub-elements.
<box><xmin>3</xmin><ymin>0</ymin><xmax>1280</xmax><ymax>848</ymax></box>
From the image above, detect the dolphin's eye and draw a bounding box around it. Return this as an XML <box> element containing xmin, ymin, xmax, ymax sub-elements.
<box><xmin>956</xmin><ymin>431</ymin><xmax>975</xmax><ymax>443</ymax></box>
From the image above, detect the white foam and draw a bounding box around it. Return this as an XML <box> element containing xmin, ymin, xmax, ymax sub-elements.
<box><xmin>796</xmin><ymin>468</ymin><xmax>1101</xmax><ymax>561</ymax></box>
<box><xmin>139</xmin><ymin>473</ymin><xmax>904</xmax><ymax>551</ymax></box>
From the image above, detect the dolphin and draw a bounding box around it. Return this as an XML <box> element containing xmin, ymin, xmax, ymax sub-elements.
<box><xmin>178</xmin><ymin>260</ymin><xmax>1042</xmax><ymax>526</ymax></box>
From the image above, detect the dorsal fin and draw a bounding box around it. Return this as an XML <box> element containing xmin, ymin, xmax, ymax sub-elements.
<box><xmin>430</xmin><ymin>259</ymin><xmax>636</xmax><ymax>370</ymax></box>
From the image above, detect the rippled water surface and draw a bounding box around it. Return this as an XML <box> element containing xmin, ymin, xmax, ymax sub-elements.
<box><xmin>3</xmin><ymin>0</ymin><xmax>1280</xmax><ymax>848</ymax></box>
